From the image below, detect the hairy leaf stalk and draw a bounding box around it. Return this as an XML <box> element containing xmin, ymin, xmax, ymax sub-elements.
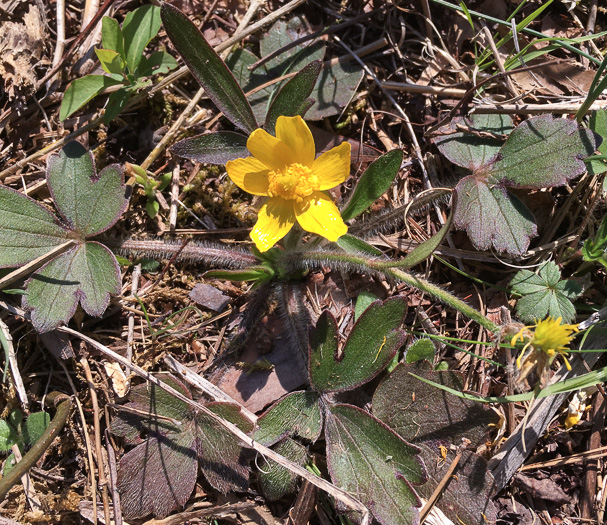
<box><xmin>102</xmin><ymin>237</ymin><xmax>259</xmax><ymax>268</ymax></box>
<box><xmin>282</xmin><ymin>250</ymin><xmax>499</xmax><ymax>333</ymax></box>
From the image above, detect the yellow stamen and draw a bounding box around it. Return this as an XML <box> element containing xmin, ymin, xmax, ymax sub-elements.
<box><xmin>267</xmin><ymin>163</ymin><xmax>319</xmax><ymax>202</ymax></box>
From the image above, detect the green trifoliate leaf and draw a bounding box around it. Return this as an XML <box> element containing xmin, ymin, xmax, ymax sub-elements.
<box><xmin>258</xmin><ymin>438</ymin><xmax>308</xmax><ymax>501</ymax></box>
<box><xmin>0</xmin><ymin>186</ymin><xmax>68</xmax><ymax>267</ymax></box>
<box><xmin>432</xmin><ymin>114</ymin><xmax>513</xmax><ymax>171</ymax></box>
<box><xmin>46</xmin><ymin>141</ymin><xmax>129</xmax><ymax>236</ymax></box>
<box><xmin>309</xmin><ymin>297</ymin><xmax>407</xmax><ymax>393</ymax></box>
<box><xmin>24</xmin><ymin>242</ymin><xmax>121</xmax><ymax>333</ymax></box>
<box><xmin>254</xmin><ymin>391</ymin><xmax>322</xmax><ymax>446</ymax></box>
<box><xmin>325</xmin><ymin>403</ymin><xmax>426</xmax><ymax>525</ymax></box>
<box><xmin>510</xmin><ymin>261</ymin><xmax>582</xmax><ymax>323</ymax></box>
<box><xmin>122</xmin><ymin>4</ymin><xmax>161</xmax><ymax>73</ymax></box>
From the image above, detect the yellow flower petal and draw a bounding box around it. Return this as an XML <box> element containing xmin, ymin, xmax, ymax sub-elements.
<box><xmin>251</xmin><ymin>198</ymin><xmax>296</xmax><ymax>252</ymax></box>
<box><xmin>275</xmin><ymin>116</ymin><xmax>315</xmax><ymax>167</ymax></box>
<box><xmin>312</xmin><ymin>141</ymin><xmax>351</xmax><ymax>190</ymax></box>
<box><xmin>226</xmin><ymin>157</ymin><xmax>270</xmax><ymax>196</ymax></box>
<box><xmin>295</xmin><ymin>192</ymin><xmax>348</xmax><ymax>242</ymax></box>
<box><xmin>247</xmin><ymin>128</ymin><xmax>296</xmax><ymax>171</ymax></box>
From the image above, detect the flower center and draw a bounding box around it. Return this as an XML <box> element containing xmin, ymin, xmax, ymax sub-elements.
<box><xmin>267</xmin><ymin>163</ymin><xmax>319</xmax><ymax>202</ymax></box>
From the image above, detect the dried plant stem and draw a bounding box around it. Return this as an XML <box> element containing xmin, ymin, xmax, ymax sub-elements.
<box><xmin>57</xmin><ymin>326</ymin><xmax>371</xmax><ymax>525</ymax></box>
<box><xmin>80</xmin><ymin>357</ymin><xmax>112</xmax><ymax>525</ymax></box>
<box><xmin>0</xmin><ymin>393</ymin><xmax>72</xmax><ymax>501</ymax></box>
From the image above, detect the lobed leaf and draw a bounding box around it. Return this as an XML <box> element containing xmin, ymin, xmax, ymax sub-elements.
<box><xmin>24</xmin><ymin>242</ymin><xmax>121</xmax><ymax>333</ymax></box>
<box><xmin>122</xmin><ymin>4</ymin><xmax>161</xmax><ymax>73</ymax></box>
<box><xmin>254</xmin><ymin>391</ymin><xmax>322</xmax><ymax>446</ymax></box>
<box><xmin>161</xmin><ymin>3</ymin><xmax>258</xmax><ymax>133</ymax></box>
<box><xmin>373</xmin><ymin>363</ymin><xmax>499</xmax><ymax>446</ymax></box>
<box><xmin>46</xmin><ymin>141</ymin><xmax>129</xmax><ymax>237</ymax></box>
<box><xmin>118</xmin><ymin>432</ymin><xmax>198</xmax><ymax>519</ymax></box>
<box><xmin>171</xmin><ymin>131</ymin><xmax>249</xmax><ymax>165</ymax></box>
<box><xmin>453</xmin><ymin>176</ymin><xmax>536</xmax><ymax>255</ymax></box>
<box><xmin>432</xmin><ymin>114</ymin><xmax>513</xmax><ymax>171</ymax></box>
<box><xmin>325</xmin><ymin>403</ymin><xmax>425</xmax><ymax>525</ymax></box>
<box><xmin>510</xmin><ymin>261</ymin><xmax>582</xmax><ymax>323</ymax></box>
<box><xmin>258</xmin><ymin>438</ymin><xmax>308</xmax><ymax>501</ymax></box>
<box><xmin>0</xmin><ymin>185</ymin><xmax>68</xmax><ymax>268</ymax></box>
<box><xmin>309</xmin><ymin>298</ymin><xmax>407</xmax><ymax>393</ymax></box>
<box><xmin>484</xmin><ymin>114</ymin><xmax>598</xmax><ymax>189</ymax></box>
<box><xmin>341</xmin><ymin>149</ymin><xmax>403</xmax><ymax>221</ymax></box>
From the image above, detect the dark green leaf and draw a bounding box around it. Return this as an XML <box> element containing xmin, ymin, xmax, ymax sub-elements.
<box><xmin>325</xmin><ymin>403</ymin><xmax>425</xmax><ymax>525</ymax></box>
<box><xmin>146</xmin><ymin>199</ymin><xmax>160</xmax><ymax>219</ymax></box>
<box><xmin>122</xmin><ymin>4</ymin><xmax>161</xmax><ymax>73</ymax></box>
<box><xmin>0</xmin><ymin>419</ymin><xmax>19</xmax><ymax>452</ymax></box>
<box><xmin>309</xmin><ymin>297</ymin><xmax>407</xmax><ymax>393</ymax></box>
<box><xmin>24</xmin><ymin>242</ymin><xmax>122</xmax><ymax>333</ymax></box>
<box><xmin>46</xmin><ymin>141</ymin><xmax>129</xmax><ymax>236</ymax></box>
<box><xmin>195</xmin><ymin>402</ymin><xmax>251</xmax><ymax>493</ymax></box>
<box><xmin>373</xmin><ymin>363</ymin><xmax>499</xmax><ymax>446</ymax></box>
<box><xmin>60</xmin><ymin>75</ymin><xmax>123</xmax><ymax>121</ymax></box>
<box><xmin>453</xmin><ymin>177</ymin><xmax>536</xmax><ymax>255</ymax></box>
<box><xmin>510</xmin><ymin>261</ymin><xmax>582</xmax><ymax>323</ymax></box>
<box><xmin>171</xmin><ymin>131</ymin><xmax>249</xmax><ymax>165</ymax></box>
<box><xmin>95</xmin><ymin>48</ymin><xmax>124</xmax><ymax>76</ymax></box>
<box><xmin>432</xmin><ymin>114</ymin><xmax>513</xmax><ymax>170</ymax></box>
<box><xmin>341</xmin><ymin>150</ymin><xmax>403</xmax><ymax>221</ymax></box>
<box><xmin>161</xmin><ymin>4</ymin><xmax>258</xmax><ymax>133</ymax></box>
<box><xmin>265</xmin><ymin>60</ymin><xmax>322</xmax><ymax>134</ymax></box>
<box><xmin>103</xmin><ymin>87</ymin><xmax>131</xmax><ymax>123</ymax></box>
<box><xmin>254</xmin><ymin>391</ymin><xmax>322</xmax><ymax>446</ymax></box>
<box><xmin>485</xmin><ymin>114</ymin><xmax>598</xmax><ymax>189</ymax></box>
<box><xmin>118</xmin><ymin>432</ymin><xmax>198</xmax><ymax>519</ymax></box>
<box><xmin>258</xmin><ymin>438</ymin><xmax>308</xmax><ymax>501</ymax></box>
<box><xmin>101</xmin><ymin>16</ymin><xmax>125</xmax><ymax>59</ymax></box>
<box><xmin>354</xmin><ymin>290</ymin><xmax>378</xmax><ymax>321</ymax></box>
<box><xmin>0</xmin><ymin>185</ymin><xmax>68</xmax><ymax>268</ymax></box>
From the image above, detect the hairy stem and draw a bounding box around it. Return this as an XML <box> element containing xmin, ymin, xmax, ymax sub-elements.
<box><xmin>101</xmin><ymin>237</ymin><xmax>258</xmax><ymax>268</ymax></box>
<box><xmin>0</xmin><ymin>393</ymin><xmax>72</xmax><ymax>501</ymax></box>
<box><xmin>282</xmin><ymin>250</ymin><xmax>499</xmax><ymax>333</ymax></box>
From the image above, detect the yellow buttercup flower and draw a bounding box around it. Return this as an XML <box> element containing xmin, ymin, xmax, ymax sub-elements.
<box><xmin>511</xmin><ymin>316</ymin><xmax>579</xmax><ymax>373</ymax></box>
<box><xmin>226</xmin><ymin>115</ymin><xmax>350</xmax><ymax>252</ymax></box>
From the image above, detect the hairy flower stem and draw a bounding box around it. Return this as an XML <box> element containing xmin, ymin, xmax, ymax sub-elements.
<box><xmin>101</xmin><ymin>237</ymin><xmax>258</xmax><ymax>268</ymax></box>
<box><xmin>283</xmin><ymin>250</ymin><xmax>499</xmax><ymax>333</ymax></box>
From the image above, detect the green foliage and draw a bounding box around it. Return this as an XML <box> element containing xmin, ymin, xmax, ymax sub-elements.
<box><xmin>373</xmin><ymin>362</ymin><xmax>500</xmax><ymax>524</ymax></box>
<box><xmin>130</xmin><ymin>164</ymin><xmax>171</xmax><ymax>218</ymax></box>
<box><xmin>60</xmin><ymin>5</ymin><xmax>176</xmax><ymax>123</ymax></box>
<box><xmin>510</xmin><ymin>261</ymin><xmax>583</xmax><ymax>324</ymax></box>
<box><xmin>111</xmin><ymin>375</ymin><xmax>252</xmax><ymax>519</ymax></box>
<box><xmin>405</xmin><ymin>338</ymin><xmax>435</xmax><ymax>363</ymax></box>
<box><xmin>257</xmin><ymin>438</ymin><xmax>308</xmax><ymax>501</ymax></box>
<box><xmin>0</xmin><ymin>409</ymin><xmax>50</xmax><ymax>476</ymax></box>
<box><xmin>0</xmin><ymin>141</ymin><xmax>129</xmax><ymax>332</ymax></box>
<box><xmin>583</xmin><ymin>213</ymin><xmax>607</xmax><ymax>269</ymax></box>
<box><xmin>161</xmin><ymin>3</ymin><xmax>258</xmax><ymax>134</ymax></box>
<box><xmin>309</xmin><ymin>297</ymin><xmax>407</xmax><ymax>393</ymax></box>
<box><xmin>433</xmin><ymin>114</ymin><xmax>599</xmax><ymax>255</ymax></box>
<box><xmin>341</xmin><ymin>150</ymin><xmax>403</xmax><ymax>221</ymax></box>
